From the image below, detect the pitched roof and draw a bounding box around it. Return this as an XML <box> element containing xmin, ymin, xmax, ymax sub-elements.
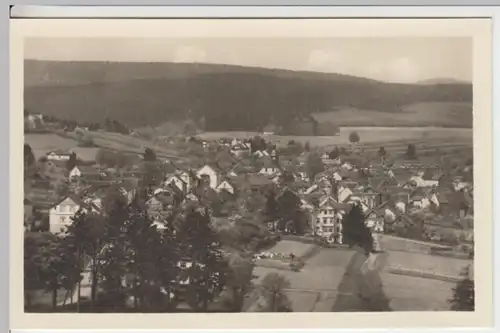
<box><xmin>74</xmin><ymin>165</ymin><xmax>101</xmax><ymax>175</ymax></box>
<box><xmin>47</xmin><ymin>149</ymin><xmax>72</xmax><ymax>155</ymax></box>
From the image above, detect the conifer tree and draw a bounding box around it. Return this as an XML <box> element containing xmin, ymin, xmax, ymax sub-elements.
<box><xmin>341</xmin><ymin>204</ymin><xmax>374</xmax><ymax>253</ymax></box>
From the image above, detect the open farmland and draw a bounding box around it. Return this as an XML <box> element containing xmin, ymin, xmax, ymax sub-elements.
<box><xmin>250</xmin><ymin>246</ymin><xmax>357</xmax><ymax>312</ymax></box>
<box><xmin>25</xmin><ymin>133</ymin><xmax>84</xmax><ymax>160</ymax></box>
<box><xmin>198</xmin><ymin>126</ymin><xmax>472</xmax><ymax>149</ymax></box>
<box><xmin>265</xmin><ymin>240</ymin><xmax>316</xmax><ymax>258</ymax></box>
<box><xmin>311</xmin><ymin>102</ymin><xmax>472</xmax><ymax>128</ymax></box>
<box><xmin>381</xmin><ymin>273</ymin><xmax>455</xmax><ymax>311</ymax></box>
<box><xmin>385</xmin><ymin>250</ymin><xmax>472</xmax><ymax>278</ymax></box>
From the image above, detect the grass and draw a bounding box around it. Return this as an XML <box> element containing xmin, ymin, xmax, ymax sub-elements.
<box><xmin>250</xmin><ymin>248</ymin><xmax>356</xmax><ymax>312</ymax></box>
<box><xmin>265</xmin><ymin>240</ymin><xmax>316</xmax><ymax>258</ymax></box>
<box><xmin>385</xmin><ymin>250</ymin><xmax>472</xmax><ymax>278</ymax></box>
<box><xmin>198</xmin><ymin>126</ymin><xmax>472</xmax><ymax>148</ymax></box>
<box><xmin>380</xmin><ymin>273</ymin><xmax>454</xmax><ymax>311</ymax></box>
<box><xmin>25</xmin><ymin>133</ymin><xmax>81</xmax><ymax>160</ymax></box>
<box><xmin>311</xmin><ymin>102</ymin><xmax>472</xmax><ymax>128</ymax></box>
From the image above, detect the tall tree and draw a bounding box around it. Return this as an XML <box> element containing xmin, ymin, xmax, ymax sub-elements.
<box><xmin>225</xmin><ymin>253</ymin><xmax>255</xmax><ymax>312</ymax></box>
<box><xmin>24</xmin><ymin>143</ymin><xmax>35</xmax><ymax>168</ymax></box>
<box><xmin>406</xmin><ymin>144</ymin><xmax>417</xmax><ymax>160</ymax></box>
<box><xmin>305</xmin><ymin>152</ymin><xmax>325</xmax><ymax>182</ymax></box>
<box><xmin>264</xmin><ymin>189</ymin><xmax>278</xmax><ymax>222</ymax></box>
<box><xmin>143</xmin><ymin>148</ymin><xmax>157</xmax><ymax>162</ymax></box>
<box><xmin>66</xmin><ymin>152</ymin><xmax>78</xmax><ymax>171</ymax></box>
<box><xmin>304</xmin><ymin>141</ymin><xmax>311</xmax><ymax>152</ymax></box>
<box><xmin>341</xmin><ymin>204</ymin><xmax>374</xmax><ymax>253</ymax></box>
<box><xmin>449</xmin><ymin>265</ymin><xmax>475</xmax><ymax>311</ymax></box>
<box><xmin>349</xmin><ymin>131</ymin><xmax>360</xmax><ymax>144</ymax></box>
<box><xmin>258</xmin><ymin>272</ymin><xmax>292</xmax><ymax>312</ymax></box>
<box><xmin>66</xmin><ymin>209</ymin><xmax>107</xmax><ymax>309</ymax></box>
<box><xmin>177</xmin><ymin>207</ymin><xmax>227</xmax><ymax>311</ymax></box>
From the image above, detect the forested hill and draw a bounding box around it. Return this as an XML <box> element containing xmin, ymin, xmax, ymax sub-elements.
<box><xmin>24</xmin><ymin>60</ymin><xmax>473</xmax><ymax>130</ymax></box>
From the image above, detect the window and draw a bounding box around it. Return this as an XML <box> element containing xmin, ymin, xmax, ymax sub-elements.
<box><xmin>60</xmin><ymin>216</ymin><xmax>66</xmax><ymax>224</ymax></box>
<box><xmin>322</xmin><ymin>218</ymin><xmax>327</xmax><ymax>224</ymax></box>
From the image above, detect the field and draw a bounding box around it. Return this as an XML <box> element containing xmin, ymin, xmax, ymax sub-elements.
<box><xmin>264</xmin><ymin>240</ymin><xmax>316</xmax><ymax>258</ymax></box>
<box><xmin>25</xmin><ymin>130</ymin><xmax>183</xmax><ymax>162</ymax></box>
<box><xmin>385</xmin><ymin>250</ymin><xmax>472</xmax><ymax>278</ymax></box>
<box><xmin>311</xmin><ymin>102</ymin><xmax>472</xmax><ymax>128</ymax></box>
<box><xmin>381</xmin><ymin>273</ymin><xmax>455</xmax><ymax>311</ymax></box>
<box><xmin>25</xmin><ymin>133</ymin><xmax>99</xmax><ymax>161</ymax></box>
<box><xmin>198</xmin><ymin>126</ymin><xmax>472</xmax><ymax>149</ymax></box>
<box><xmin>250</xmin><ymin>245</ymin><xmax>356</xmax><ymax>312</ymax></box>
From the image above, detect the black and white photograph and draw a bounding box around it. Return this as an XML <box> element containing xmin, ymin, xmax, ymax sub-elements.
<box><xmin>13</xmin><ymin>17</ymin><xmax>492</xmax><ymax>329</ymax></box>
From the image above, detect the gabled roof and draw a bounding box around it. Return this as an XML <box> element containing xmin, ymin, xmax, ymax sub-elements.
<box><xmin>73</xmin><ymin>165</ymin><xmax>101</xmax><ymax>175</ymax></box>
<box><xmin>198</xmin><ymin>163</ymin><xmax>224</xmax><ymax>175</ymax></box>
<box><xmin>47</xmin><ymin>149</ymin><xmax>72</xmax><ymax>156</ymax></box>
<box><xmin>318</xmin><ymin>195</ymin><xmax>338</xmax><ymax>207</ymax></box>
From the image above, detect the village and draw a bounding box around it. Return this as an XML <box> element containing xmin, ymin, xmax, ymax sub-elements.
<box><xmin>24</xmin><ymin>118</ymin><xmax>475</xmax><ymax>313</ymax></box>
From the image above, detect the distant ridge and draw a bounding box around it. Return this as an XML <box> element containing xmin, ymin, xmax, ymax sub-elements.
<box><xmin>417</xmin><ymin>78</ymin><xmax>471</xmax><ymax>85</ymax></box>
<box><xmin>24</xmin><ymin>60</ymin><xmax>473</xmax><ymax>130</ymax></box>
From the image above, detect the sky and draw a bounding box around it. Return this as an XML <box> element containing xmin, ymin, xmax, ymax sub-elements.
<box><xmin>24</xmin><ymin>37</ymin><xmax>472</xmax><ymax>83</ymax></box>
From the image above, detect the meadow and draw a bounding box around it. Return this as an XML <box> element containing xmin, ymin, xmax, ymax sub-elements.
<box><xmin>250</xmin><ymin>246</ymin><xmax>356</xmax><ymax>312</ymax></box>
<box><xmin>385</xmin><ymin>250</ymin><xmax>472</xmax><ymax>278</ymax></box>
<box><xmin>311</xmin><ymin>102</ymin><xmax>472</xmax><ymax>128</ymax></box>
<box><xmin>198</xmin><ymin>126</ymin><xmax>472</xmax><ymax>150</ymax></box>
<box><xmin>380</xmin><ymin>273</ymin><xmax>455</xmax><ymax>311</ymax></box>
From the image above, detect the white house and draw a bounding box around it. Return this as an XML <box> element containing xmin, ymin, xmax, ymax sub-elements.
<box><xmin>365</xmin><ymin>211</ymin><xmax>385</xmax><ymax>233</ymax></box>
<box><xmin>259</xmin><ymin>160</ymin><xmax>281</xmax><ymax>176</ymax></box>
<box><xmin>164</xmin><ymin>174</ymin><xmax>188</xmax><ymax>194</ymax></box>
<box><xmin>341</xmin><ymin>162</ymin><xmax>354</xmax><ymax>171</ymax></box>
<box><xmin>49</xmin><ymin>196</ymin><xmax>99</xmax><ymax>235</ymax></box>
<box><xmin>253</xmin><ymin>150</ymin><xmax>270</xmax><ymax>158</ymax></box>
<box><xmin>332</xmin><ymin>171</ymin><xmax>343</xmax><ymax>182</ymax></box>
<box><xmin>46</xmin><ymin>150</ymin><xmax>72</xmax><ymax>161</ymax></box>
<box><xmin>196</xmin><ymin>164</ymin><xmax>221</xmax><ymax>189</ymax></box>
<box><xmin>313</xmin><ymin>196</ymin><xmax>343</xmax><ymax>244</ymax></box>
<box><xmin>411</xmin><ymin>197</ymin><xmax>431</xmax><ymax>209</ymax></box>
<box><xmin>216</xmin><ymin>180</ymin><xmax>235</xmax><ymax>194</ymax></box>
<box><xmin>410</xmin><ymin>174</ymin><xmax>440</xmax><ymax>188</ymax></box>
<box><xmin>337</xmin><ymin>185</ymin><xmax>353</xmax><ymax>203</ymax></box>
<box><xmin>231</xmin><ymin>144</ymin><xmax>248</xmax><ymax>157</ymax></box>
<box><xmin>394</xmin><ymin>201</ymin><xmax>406</xmax><ymax>214</ymax></box>
<box><xmin>68</xmin><ymin>165</ymin><xmax>102</xmax><ymax>181</ymax></box>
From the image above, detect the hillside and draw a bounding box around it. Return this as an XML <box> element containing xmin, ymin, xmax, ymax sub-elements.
<box><xmin>24</xmin><ymin>60</ymin><xmax>473</xmax><ymax>131</ymax></box>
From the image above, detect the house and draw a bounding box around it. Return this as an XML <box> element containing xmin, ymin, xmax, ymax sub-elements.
<box><xmin>46</xmin><ymin>150</ymin><xmax>73</xmax><ymax>161</ymax></box>
<box><xmin>365</xmin><ymin>210</ymin><xmax>385</xmax><ymax>233</ymax></box>
<box><xmin>216</xmin><ymin>179</ymin><xmax>235</xmax><ymax>194</ymax></box>
<box><xmin>259</xmin><ymin>159</ymin><xmax>281</xmax><ymax>176</ymax></box>
<box><xmin>410</xmin><ymin>171</ymin><xmax>441</xmax><ymax>188</ymax></box>
<box><xmin>68</xmin><ymin>165</ymin><xmax>102</xmax><ymax>181</ymax></box>
<box><xmin>409</xmin><ymin>189</ymin><xmax>431</xmax><ymax>209</ymax></box>
<box><xmin>253</xmin><ymin>150</ymin><xmax>269</xmax><ymax>158</ymax></box>
<box><xmin>177</xmin><ymin>170</ymin><xmax>195</xmax><ymax>192</ymax></box>
<box><xmin>346</xmin><ymin>189</ymin><xmax>378</xmax><ymax>211</ymax></box>
<box><xmin>164</xmin><ymin>174</ymin><xmax>188</xmax><ymax>194</ymax></box>
<box><xmin>49</xmin><ymin>196</ymin><xmax>100</xmax><ymax>235</ymax></box>
<box><xmin>337</xmin><ymin>181</ymin><xmax>358</xmax><ymax>203</ymax></box>
<box><xmin>313</xmin><ymin>195</ymin><xmax>343</xmax><ymax>243</ymax></box>
<box><xmin>146</xmin><ymin>192</ymin><xmax>175</xmax><ymax>213</ymax></box>
<box><xmin>196</xmin><ymin>164</ymin><xmax>222</xmax><ymax>190</ymax></box>
<box><xmin>332</xmin><ymin>171</ymin><xmax>343</xmax><ymax>182</ymax></box>
<box><xmin>231</xmin><ymin>144</ymin><xmax>249</xmax><ymax>157</ymax></box>
<box><xmin>340</xmin><ymin>161</ymin><xmax>354</xmax><ymax>171</ymax></box>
